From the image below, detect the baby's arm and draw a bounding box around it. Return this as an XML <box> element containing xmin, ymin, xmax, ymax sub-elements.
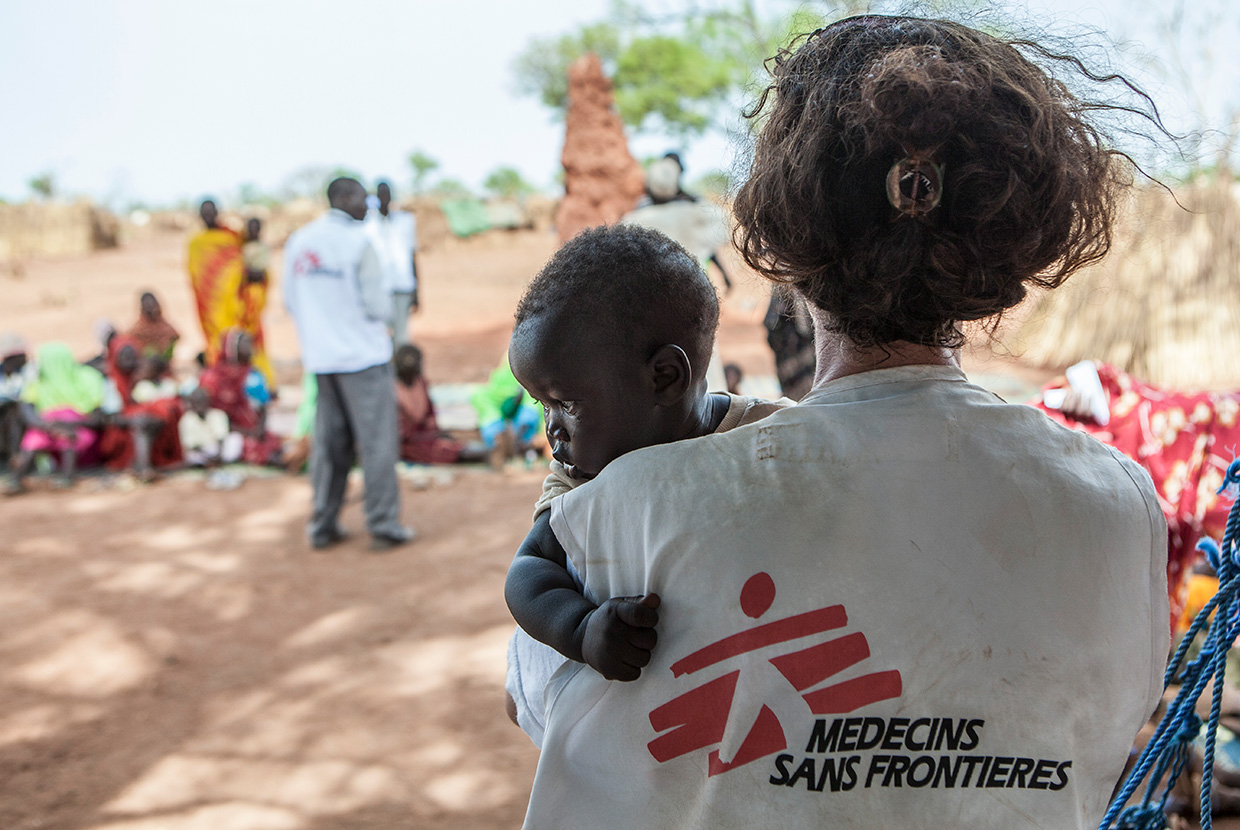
<box><xmin>505</xmin><ymin>511</ymin><xmax>660</xmax><ymax>681</ymax></box>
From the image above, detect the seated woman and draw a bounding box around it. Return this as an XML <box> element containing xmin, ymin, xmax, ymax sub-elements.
<box><xmin>98</xmin><ymin>336</ymin><xmax>183</xmax><ymax>479</ymax></box>
<box><xmin>198</xmin><ymin>328</ymin><xmax>283</xmax><ymax>465</ymax></box>
<box><xmin>394</xmin><ymin>344</ymin><xmax>485</xmax><ymax>464</ymax></box>
<box><xmin>126</xmin><ymin>291</ymin><xmax>179</xmax><ymax>363</ymax></box>
<box><xmin>6</xmin><ymin>342</ymin><xmax>105</xmax><ymax>493</ymax></box>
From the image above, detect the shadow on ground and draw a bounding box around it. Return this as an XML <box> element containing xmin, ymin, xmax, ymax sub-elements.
<box><xmin>0</xmin><ymin>469</ymin><xmax>543</xmax><ymax>830</ymax></box>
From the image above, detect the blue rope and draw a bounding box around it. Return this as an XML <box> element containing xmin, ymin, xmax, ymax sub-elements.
<box><xmin>1099</xmin><ymin>458</ymin><xmax>1240</xmax><ymax>830</ymax></box>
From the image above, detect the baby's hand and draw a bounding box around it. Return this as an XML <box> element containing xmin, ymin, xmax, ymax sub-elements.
<box><xmin>581</xmin><ymin>594</ymin><xmax>660</xmax><ymax>681</ymax></box>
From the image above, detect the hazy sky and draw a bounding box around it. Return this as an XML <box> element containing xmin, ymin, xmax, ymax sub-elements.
<box><xmin>2</xmin><ymin>0</ymin><xmax>1234</xmax><ymax>207</ymax></box>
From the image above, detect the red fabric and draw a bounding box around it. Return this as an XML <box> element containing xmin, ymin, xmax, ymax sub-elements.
<box><xmin>396</xmin><ymin>375</ymin><xmax>462</xmax><ymax>465</ymax></box>
<box><xmin>199</xmin><ymin>329</ymin><xmax>260</xmax><ymax>432</ymax></box>
<box><xmin>106</xmin><ymin>335</ymin><xmax>139</xmax><ymax>408</ymax></box>
<box><xmin>240</xmin><ymin>433</ymin><xmax>283</xmax><ymax>466</ymax></box>
<box><xmin>1033</xmin><ymin>363</ymin><xmax>1240</xmax><ymax>629</ymax></box>
<box><xmin>197</xmin><ymin>329</ymin><xmax>281</xmax><ymax>465</ymax></box>
<box><xmin>126</xmin><ymin>315</ymin><xmax>179</xmax><ymax>361</ymax></box>
<box><xmin>200</xmin><ymin>362</ymin><xmax>258</xmax><ymax>432</ymax></box>
<box><xmin>99</xmin><ymin>335</ymin><xmax>183</xmax><ymax>470</ymax></box>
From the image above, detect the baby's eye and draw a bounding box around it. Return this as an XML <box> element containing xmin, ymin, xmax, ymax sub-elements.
<box><xmin>561</xmin><ymin>400</ymin><xmax>580</xmax><ymax>417</ymax></box>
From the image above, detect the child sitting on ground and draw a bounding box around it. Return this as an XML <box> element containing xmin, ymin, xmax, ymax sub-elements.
<box><xmin>130</xmin><ymin>355</ymin><xmax>178</xmax><ymax>404</ymax></box>
<box><xmin>394</xmin><ymin>343</ymin><xmax>487</xmax><ymax>465</ymax></box>
<box><xmin>503</xmin><ymin>225</ymin><xmax>790</xmax><ymax>745</ymax></box>
<box><xmin>199</xmin><ymin>329</ymin><xmax>283</xmax><ymax>466</ymax></box>
<box><xmin>178</xmin><ymin>385</ymin><xmax>242</xmax><ymax>467</ymax></box>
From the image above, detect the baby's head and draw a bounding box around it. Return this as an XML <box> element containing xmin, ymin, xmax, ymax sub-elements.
<box><xmin>509</xmin><ymin>224</ymin><xmax>719</xmax><ymax>480</ymax></box>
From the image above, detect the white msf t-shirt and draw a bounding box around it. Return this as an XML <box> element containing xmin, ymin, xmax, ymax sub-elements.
<box><xmin>528</xmin><ymin>365</ymin><xmax>1167</xmax><ymax>830</ymax></box>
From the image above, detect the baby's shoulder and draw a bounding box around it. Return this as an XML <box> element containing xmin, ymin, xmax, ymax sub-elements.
<box><xmin>716</xmin><ymin>393</ymin><xmax>796</xmax><ymax>433</ymax></box>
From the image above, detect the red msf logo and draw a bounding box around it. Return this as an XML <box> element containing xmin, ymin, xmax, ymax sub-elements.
<box><xmin>292</xmin><ymin>250</ymin><xmax>322</xmax><ymax>277</ymax></box>
<box><xmin>647</xmin><ymin>573</ymin><xmax>902</xmax><ymax>776</ymax></box>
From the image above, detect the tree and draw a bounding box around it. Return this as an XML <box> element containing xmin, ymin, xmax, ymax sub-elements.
<box><xmin>236</xmin><ymin>181</ymin><xmax>268</xmax><ymax>207</ymax></box>
<box><xmin>512</xmin><ymin>23</ymin><xmax>621</xmax><ymax>114</ymax></box>
<box><xmin>511</xmin><ymin>1</ymin><xmax>853</xmax><ymax>140</ymax></box>
<box><xmin>407</xmin><ymin>150</ymin><xmax>440</xmax><ymax>194</ymax></box>
<box><xmin>28</xmin><ymin>172</ymin><xmax>55</xmax><ymax>200</ymax></box>
<box><xmin>483</xmin><ymin>166</ymin><xmax>536</xmax><ymax>199</ymax></box>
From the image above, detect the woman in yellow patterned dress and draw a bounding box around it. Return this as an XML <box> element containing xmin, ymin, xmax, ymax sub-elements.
<box><xmin>187</xmin><ymin>200</ymin><xmax>275</xmax><ymax>388</ymax></box>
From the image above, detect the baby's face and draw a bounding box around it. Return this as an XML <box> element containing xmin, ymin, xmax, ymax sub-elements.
<box><xmin>509</xmin><ymin>318</ymin><xmax>660</xmax><ymax>481</ymax></box>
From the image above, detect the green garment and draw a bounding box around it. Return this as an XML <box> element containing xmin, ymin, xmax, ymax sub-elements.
<box><xmin>471</xmin><ymin>357</ymin><xmax>531</xmax><ymax>426</ymax></box>
<box><xmin>21</xmin><ymin>343</ymin><xmax>105</xmax><ymax>413</ymax></box>
<box><xmin>293</xmin><ymin>373</ymin><xmax>318</xmax><ymax>440</ymax></box>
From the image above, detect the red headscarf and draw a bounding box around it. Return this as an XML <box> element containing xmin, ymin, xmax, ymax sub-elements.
<box><xmin>105</xmin><ymin>334</ymin><xmax>142</xmax><ymax>407</ymax></box>
<box><xmin>127</xmin><ymin>313</ymin><xmax>179</xmax><ymax>363</ymax></box>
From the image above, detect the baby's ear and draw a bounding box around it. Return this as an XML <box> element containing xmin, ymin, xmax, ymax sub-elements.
<box><xmin>647</xmin><ymin>344</ymin><xmax>693</xmax><ymax>406</ymax></box>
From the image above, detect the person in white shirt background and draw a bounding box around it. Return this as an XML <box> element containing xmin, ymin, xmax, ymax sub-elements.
<box><xmin>283</xmin><ymin>177</ymin><xmax>414</xmax><ymax>552</ymax></box>
<box><xmin>367</xmin><ymin>181</ymin><xmax>419</xmax><ymax>347</ymax></box>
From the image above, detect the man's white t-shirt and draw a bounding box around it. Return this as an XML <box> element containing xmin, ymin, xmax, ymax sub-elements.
<box><xmin>366</xmin><ymin>209</ymin><xmax>417</xmax><ymax>293</ymax></box>
<box><xmin>527</xmin><ymin>365</ymin><xmax>1168</xmax><ymax>830</ymax></box>
<box><xmin>283</xmin><ymin>210</ymin><xmax>391</xmax><ymax>375</ymax></box>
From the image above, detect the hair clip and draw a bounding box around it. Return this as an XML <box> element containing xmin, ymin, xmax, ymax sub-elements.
<box><xmin>886</xmin><ymin>153</ymin><xmax>945</xmax><ymax>217</ymax></box>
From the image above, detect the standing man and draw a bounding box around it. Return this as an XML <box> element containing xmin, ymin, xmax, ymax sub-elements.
<box><xmin>283</xmin><ymin>177</ymin><xmax>414</xmax><ymax>551</ymax></box>
<box><xmin>367</xmin><ymin>181</ymin><xmax>419</xmax><ymax>346</ymax></box>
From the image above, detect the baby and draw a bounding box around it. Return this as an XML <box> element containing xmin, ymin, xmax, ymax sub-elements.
<box><xmin>503</xmin><ymin>224</ymin><xmax>789</xmax><ymax>744</ymax></box>
<box><xmin>178</xmin><ymin>386</ymin><xmax>242</xmax><ymax>467</ymax></box>
<box><xmin>242</xmin><ymin>217</ymin><xmax>270</xmax><ymax>285</ymax></box>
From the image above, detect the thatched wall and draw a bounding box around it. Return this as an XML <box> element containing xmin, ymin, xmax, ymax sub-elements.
<box><xmin>0</xmin><ymin>201</ymin><xmax>119</xmax><ymax>270</ymax></box>
<box><xmin>1005</xmin><ymin>177</ymin><xmax>1240</xmax><ymax>391</ymax></box>
<box><xmin>150</xmin><ymin>195</ymin><xmax>558</xmax><ymax>255</ymax></box>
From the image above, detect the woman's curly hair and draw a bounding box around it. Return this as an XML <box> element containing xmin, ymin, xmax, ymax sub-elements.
<box><xmin>733</xmin><ymin>15</ymin><xmax>1143</xmax><ymax>349</ymax></box>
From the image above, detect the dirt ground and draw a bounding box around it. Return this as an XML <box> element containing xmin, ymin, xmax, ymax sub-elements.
<box><xmin>0</xmin><ymin>226</ymin><xmax>1070</xmax><ymax>830</ymax></box>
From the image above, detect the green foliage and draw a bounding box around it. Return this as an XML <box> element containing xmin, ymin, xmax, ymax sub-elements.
<box><xmin>430</xmin><ymin>178</ymin><xmax>473</xmax><ymax>198</ymax></box>
<box><xmin>511</xmin><ymin>1</ymin><xmax>837</xmax><ymax>139</ymax></box>
<box><xmin>407</xmin><ymin>150</ymin><xmax>440</xmax><ymax>194</ymax></box>
<box><xmin>483</xmin><ymin>166</ymin><xmax>535</xmax><ymax>199</ymax></box>
<box><xmin>512</xmin><ymin>23</ymin><xmax>621</xmax><ymax>113</ymax></box>
<box><xmin>28</xmin><ymin>172</ymin><xmax>55</xmax><ymax>200</ymax></box>
<box><xmin>235</xmin><ymin>181</ymin><xmax>279</xmax><ymax>207</ymax></box>
<box><xmin>614</xmin><ymin>35</ymin><xmax>735</xmax><ymax>137</ymax></box>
